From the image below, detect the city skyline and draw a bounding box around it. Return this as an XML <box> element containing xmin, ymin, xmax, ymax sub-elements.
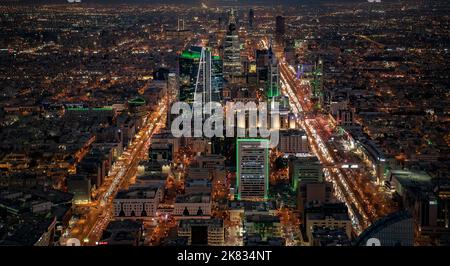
<box><xmin>0</xmin><ymin>0</ymin><xmax>448</xmax><ymax>249</ymax></box>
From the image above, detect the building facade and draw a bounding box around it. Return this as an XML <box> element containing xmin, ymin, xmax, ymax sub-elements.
<box><xmin>113</xmin><ymin>186</ymin><xmax>163</xmax><ymax>219</ymax></box>
<box><xmin>223</xmin><ymin>9</ymin><xmax>242</xmax><ymax>82</ymax></box>
<box><xmin>177</xmin><ymin>218</ymin><xmax>224</xmax><ymax>246</ymax></box>
<box><xmin>179</xmin><ymin>47</ymin><xmax>223</xmax><ymax>103</ymax></box>
<box><xmin>289</xmin><ymin>155</ymin><xmax>323</xmax><ymax>191</ymax></box>
<box><xmin>237</xmin><ymin>139</ymin><xmax>269</xmax><ymax>200</ymax></box>
<box><xmin>174</xmin><ymin>193</ymin><xmax>212</xmax><ymax>218</ymax></box>
<box><xmin>278</xmin><ymin>129</ymin><xmax>309</xmax><ymax>154</ymax></box>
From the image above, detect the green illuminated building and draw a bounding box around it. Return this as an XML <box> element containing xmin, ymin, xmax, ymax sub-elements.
<box><xmin>267</xmin><ymin>47</ymin><xmax>280</xmax><ymax>98</ymax></box>
<box><xmin>179</xmin><ymin>46</ymin><xmax>223</xmax><ymax>103</ymax></box>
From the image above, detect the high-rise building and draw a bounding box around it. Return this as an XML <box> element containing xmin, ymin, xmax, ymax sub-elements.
<box><xmin>267</xmin><ymin>46</ymin><xmax>280</xmax><ymax>98</ymax></box>
<box><xmin>166</xmin><ymin>73</ymin><xmax>178</xmax><ymax>128</ymax></box>
<box><xmin>275</xmin><ymin>15</ymin><xmax>285</xmax><ymax>44</ymax></box>
<box><xmin>236</xmin><ymin>139</ymin><xmax>269</xmax><ymax>201</ymax></box>
<box><xmin>248</xmin><ymin>9</ymin><xmax>254</xmax><ymax>29</ymax></box>
<box><xmin>218</xmin><ymin>16</ymin><xmax>223</xmax><ymax>28</ymax></box>
<box><xmin>223</xmin><ymin>9</ymin><xmax>242</xmax><ymax>82</ymax></box>
<box><xmin>254</xmin><ymin>47</ymin><xmax>279</xmax><ymax>98</ymax></box>
<box><xmin>211</xmin><ymin>54</ymin><xmax>224</xmax><ymax>103</ymax></box>
<box><xmin>289</xmin><ymin>155</ymin><xmax>323</xmax><ymax>191</ymax></box>
<box><xmin>179</xmin><ymin>49</ymin><xmax>199</xmax><ymax>102</ymax></box>
<box><xmin>179</xmin><ymin>46</ymin><xmax>223</xmax><ymax>103</ymax></box>
<box><xmin>167</xmin><ymin>73</ymin><xmax>178</xmax><ymax>95</ymax></box>
<box><xmin>284</xmin><ymin>41</ymin><xmax>296</xmax><ymax>65</ymax></box>
<box><xmin>256</xmin><ymin>49</ymin><xmax>269</xmax><ymax>84</ymax></box>
<box><xmin>309</xmin><ymin>59</ymin><xmax>325</xmax><ymax>110</ymax></box>
<box><xmin>177</xmin><ymin>18</ymin><xmax>185</xmax><ymax>31</ymax></box>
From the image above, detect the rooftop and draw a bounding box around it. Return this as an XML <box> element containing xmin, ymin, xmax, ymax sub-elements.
<box><xmin>311</xmin><ymin>226</ymin><xmax>351</xmax><ymax>246</ymax></box>
<box><xmin>305</xmin><ymin>203</ymin><xmax>350</xmax><ymax>221</ymax></box>
<box><xmin>115</xmin><ymin>186</ymin><xmax>161</xmax><ymax>200</ymax></box>
<box><xmin>175</xmin><ymin>193</ymin><xmax>211</xmax><ymax>203</ymax></box>
<box><xmin>245</xmin><ymin>214</ymin><xmax>280</xmax><ymax>223</ymax></box>
<box><xmin>178</xmin><ymin>218</ymin><xmax>223</xmax><ymax>228</ymax></box>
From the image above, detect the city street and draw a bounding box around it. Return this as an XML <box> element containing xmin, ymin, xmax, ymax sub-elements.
<box><xmin>65</xmin><ymin>94</ymin><xmax>171</xmax><ymax>245</ymax></box>
<box><xmin>278</xmin><ymin>58</ymin><xmax>397</xmax><ymax>233</ymax></box>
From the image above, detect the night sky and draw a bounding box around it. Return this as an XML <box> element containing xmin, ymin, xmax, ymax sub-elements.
<box><xmin>5</xmin><ymin>0</ymin><xmax>383</xmax><ymax>6</ymax></box>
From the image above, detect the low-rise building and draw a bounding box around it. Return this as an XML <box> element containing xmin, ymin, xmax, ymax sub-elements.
<box><xmin>99</xmin><ymin>220</ymin><xmax>144</xmax><ymax>246</ymax></box>
<box><xmin>177</xmin><ymin>218</ymin><xmax>224</xmax><ymax>246</ymax></box>
<box><xmin>311</xmin><ymin>226</ymin><xmax>351</xmax><ymax>246</ymax></box>
<box><xmin>229</xmin><ymin>201</ymin><xmax>278</xmax><ymax>223</ymax></box>
<box><xmin>304</xmin><ymin>203</ymin><xmax>352</xmax><ymax>243</ymax></box>
<box><xmin>194</xmin><ymin>154</ymin><xmax>226</xmax><ymax>170</ymax></box>
<box><xmin>244</xmin><ymin>214</ymin><xmax>282</xmax><ymax>241</ymax></box>
<box><xmin>186</xmin><ymin>167</ymin><xmax>212</xmax><ymax>180</ymax></box>
<box><xmin>297</xmin><ymin>181</ymin><xmax>333</xmax><ymax>214</ymax></box>
<box><xmin>113</xmin><ymin>185</ymin><xmax>163</xmax><ymax>219</ymax></box>
<box><xmin>185</xmin><ymin>179</ymin><xmax>212</xmax><ymax>195</ymax></box>
<box><xmin>289</xmin><ymin>155</ymin><xmax>323</xmax><ymax>191</ymax></box>
<box><xmin>245</xmin><ymin>234</ymin><xmax>286</xmax><ymax>246</ymax></box>
<box><xmin>149</xmin><ymin>143</ymin><xmax>173</xmax><ymax>162</ymax></box>
<box><xmin>174</xmin><ymin>193</ymin><xmax>212</xmax><ymax>218</ymax></box>
<box><xmin>278</xmin><ymin>129</ymin><xmax>309</xmax><ymax>154</ymax></box>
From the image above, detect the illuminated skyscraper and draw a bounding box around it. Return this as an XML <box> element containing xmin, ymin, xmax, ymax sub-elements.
<box><xmin>311</xmin><ymin>59</ymin><xmax>324</xmax><ymax>109</ymax></box>
<box><xmin>167</xmin><ymin>72</ymin><xmax>179</xmax><ymax>97</ymax></box>
<box><xmin>177</xmin><ymin>18</ymin><xmax>185</xmax><ymax>31</ymax></box>
<box><xmin>248</xmin><ymin>9</ymin><xmax>254</xmax><ymax>29</ymax></box>
<box><xmin>223</xmin><ymin>8</ymin><xmax>242</xmax><ymax>82</ymax></box>
<box><xmin>166</xmin><ymin>73</ymin><xmax>179</xmax><ymax>128</ymax></box>
<box><xmin>275</xmin><ymin>15</ymin><xmax>285</xmax><ymax>44</ymax></box>
<box><xmin>256</xmin><ymin>49</ymin><xmax>269</xmax><ymax>85</ymax></box>
<box><xmin>179</xmin><ymin>46</ymin><xmax>223</xmax><ymax>103</ymax></box>
<box><xmin>211</xmin><ymin>54</ymin><xmax>224</xmax><ymax>103</ymax></box>
<box><xmin>236</xmin><ymin>139</ymin><xmax>269</xmax><ymax>201</ymax></box>
<box><xmin>267</xmin><ymin>46</ymin><xmax>280</xmax><ymax>98</ymax></box>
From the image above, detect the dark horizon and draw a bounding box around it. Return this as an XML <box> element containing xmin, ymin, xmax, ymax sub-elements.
<box><xmin>0</xmin><ymin>0</ymin><xmax>448</xmax><ymax>252</ymax></box>
<box><xmin>3</xmin><ymin>0</ymin><xmax>404</xmax><ymax>6</ymax></box>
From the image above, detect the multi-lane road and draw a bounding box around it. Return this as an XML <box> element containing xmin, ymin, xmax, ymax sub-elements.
<box><xmin>65</xmin><ymin>95</ymin><xmax>171</xmax><ymax>245</ymax></box>
<box><xmin>278</xmin><ymin>57</ymin><xmax>396</xmax><ymax>234</ymax></box>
